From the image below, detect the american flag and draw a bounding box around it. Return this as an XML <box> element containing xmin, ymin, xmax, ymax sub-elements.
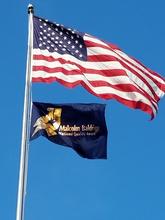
<box><xmin>32</xmin><ymin>16</ymin><xmax>165</xmax><ymax>118</ymax></box>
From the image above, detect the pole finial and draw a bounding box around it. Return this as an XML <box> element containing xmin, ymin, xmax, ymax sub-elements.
<box><xmin>28</xmin><ymin>4</ymin><xmax>34</xmax><ymax>14</ymax></box>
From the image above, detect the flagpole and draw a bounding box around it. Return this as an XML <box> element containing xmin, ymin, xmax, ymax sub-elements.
<box><xmin>16</xmin><ymin>4</ymin><xmax>34</xmax><ymax>220</ymax></box>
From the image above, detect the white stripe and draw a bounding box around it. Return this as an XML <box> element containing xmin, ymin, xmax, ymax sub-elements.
<box><xmin>33</xmin><ymin>59</ymin><xmax>80</xmax><ymax>71</ymax></box>
<box><xmin>84</xmin><ymin>73</ymin><xmax>157</xmax><ymax>106</ymax></box>
<box><xmin>87</xmin><ymin>46</ymin><xmax>115</xmax><ymax>56</ymax></box>
<box><xmin>33</xmin><ymin>54</ymin><xmax>156</xmax><ymax>101</ymax></box>
<box><xmin>33</xmin><ymin>53</ymin><xmax>125</xmax><ymax>70</ymax></box>
<box><xmin>85</xmin><ymin>36</ymin><xmax>164</xmax><ymax>89</ymax></box>
<box><xmin>32</xmin><ymin>58</ymin><xmax>157</xmax><ymax>104</ymax></box>
<box><xmin>32</xmin><ymin>70</ymin><xmax>156</xmax><ymax>115</ymax></box>
<box><xmin>115</xmin><ymin>49</ymin><xmax>165</xmax><ymax>85</ymax></box>
<box><xmin>84</xmin><ymin>34</ymin><xmax>108</xmax><ymax>47</ymax></box>
<box><xmin>33</xmin><ymin>48</ymin><xmax>79</xmax><ymax>63</ymax></box>
<box><xmin>84</xmin><ymin>74</ymin><xmax>135</xmax><ymax>85</ymax></box>
<box><xmin>87</xmin><ymin>46</ymin><xmax>163</xmax><ymax>99</ymax></box>
<box><xmin>32</xmin><ymin>63</ymin><xmax>140</xmax><ymax>85</ymax></box>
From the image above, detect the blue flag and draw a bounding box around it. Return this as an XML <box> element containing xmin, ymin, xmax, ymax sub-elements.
<box><xmin>30</xmin><ymin>102</ymin><xmax>108</xmax><ymax>159</ymax></box>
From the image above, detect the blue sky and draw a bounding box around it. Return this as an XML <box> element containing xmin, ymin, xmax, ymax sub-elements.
<box><xmin>0</xmin><ymin>1</ymin><xmax>164</xmax><ymax>220</ymax></box>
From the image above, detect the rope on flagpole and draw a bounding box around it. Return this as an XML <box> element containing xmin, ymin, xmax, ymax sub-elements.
<box><xmin>16</xmin><ymin>4</ymin><xmax>34</xmax><ymax>220</ymax></box>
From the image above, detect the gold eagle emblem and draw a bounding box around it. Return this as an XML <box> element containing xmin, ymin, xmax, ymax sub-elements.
<box><xmin>32</xmin><ymin>107</ymin><xmax>62</xmax><ymax>137</ymax></box>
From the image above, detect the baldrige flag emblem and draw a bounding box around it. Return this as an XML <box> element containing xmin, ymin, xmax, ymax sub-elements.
<box><xmin>32</xmin><ymin>107</ymin><xmax>62</xmax><ymax>137</ymax></box>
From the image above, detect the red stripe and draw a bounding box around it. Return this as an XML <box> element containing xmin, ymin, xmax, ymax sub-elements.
<box><xmin>85</xmin><ymin>40</ymin><xmax>111</xmax><ymax>50</ymax></box>
<box><xmin>33</xmin><ymin>57</ymin><xmax>159</xmax><ymax>103</ymax></box>
<box><xmin>33</xmin><ymin>53</ymin><xmax>159</xmax><ymax>105</ymax></box>
<box><xmin>32</xmin><ymin>65</ymin><xmax>156</xmax><ymax>101</ymax></box>
<box><xmin>88</xmin><ymin>53</ymin><xmax>161</xmax><ymax>101</ymax></box>
<box><xmin>32</xmin><ymin>76</ymin><xmax>155</xmax><ymax>119</ymax></box>
<box><xmin>33</xmin><ymin>54</ymin><xmax>85</xmax><ymax>73</ymax></box>
<box><xmin>33</xmin><ymin>54</ymin><xmax>83</xmax><ymax>66</ymax></box>
<box><xmin>89</xmin><ymin>80</ymin><xmax>157</xmax><ymax>110</ymax></box>
<box><xmin>114</xmin><ymin>50</ymin><xmax>165</xmax><ymax>92</ymax></box>
<box><xmin>33</xmin><ymin>64</ymin><xmax>127</xmax><ymax>77</ymax></box>
<box><xmin>85</xmin><ymin>37</ymin><xmax>164</xmax><ymax>85</ymax></box>
<box><xmin>33</xmin><ymin>54</ymin><xmax>127</xmax><ymax>77</ymax></box>
<box><xmin>85</xmin><ymin>38</ymin><xmax>165</xmax><ymax>93</ymax></box>
<box><xmin>118</xmin><ymin>59</ymin><xmax>160</xmax><ymax>102</ymax></box>
<box><xmin>32</xmin><ymin>69</ymin><xmax>148</xmax><ymax>94</ymax></box>
<box><xmin>32</xmin><ymin>69</ymin><xmax>158</xmax><ymax>111</ymax></box>
<box><xmin>128</xmin><ymin>54</ymin><xmax>165</xmax><ymax>82</ymax></box>
<box><xmin>33</xmin><ymin>66</ymin><xmax>82</xmax><ymax>74</ymax></box>
<box><xmin>86</xmin><ymin>53</ymin><xmax>160</xmax><ymax>102</ymax></box>
<box><xmin>84</xmin><ymin>38</ymin><xmax>121</xmax><ymax>50</ymax></box>
<box><xmin>87</xmin><ymin>54</ymin><xmax>118</xmax><ymax>62</ymax></box>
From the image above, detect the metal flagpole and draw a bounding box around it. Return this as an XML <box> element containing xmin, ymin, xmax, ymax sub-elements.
<box><xmin>16</xmin><ymin>4</ymin><xmax>34</xmax><ymax>220</ymax></box>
